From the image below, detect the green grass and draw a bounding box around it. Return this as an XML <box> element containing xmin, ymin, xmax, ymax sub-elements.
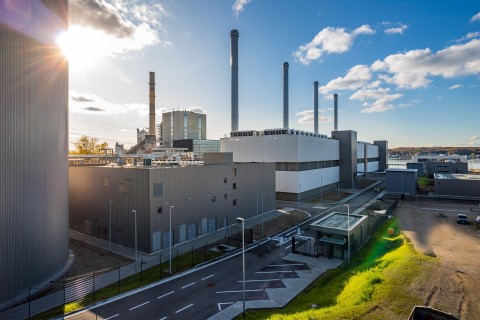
<box><xmin>245</xmin><ymin>219</ymin><xmax>436</xmax><ymax>320</ymax></box>
<box><xmin>33</xmin><ymin>248</ymin><xmax>224</xmax><ymax>319</ymax></box>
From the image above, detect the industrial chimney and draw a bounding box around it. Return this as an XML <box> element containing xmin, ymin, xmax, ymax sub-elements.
<box><xmin>230</xmin><ymin>29</ymin><xmax>239</xmax><ymax>133</ymax></box>
<box><xmin>282</xmin><ymin>62</ymin><xmax>289</xmax><ymax>129</ymax></box>
<box><xmin>314</xmin><ymin>81</ymin><xmax>319</xmax><ymax>134</ymax></box>
<box><xmin>334</xmin><ymin>93</ymin><xmax>338</xmax><ymax>131</ymax></box>
<box><xmin>149</xmin><ymin>72</ymin><xmax>156</xmax><ymax>136</ymax></box>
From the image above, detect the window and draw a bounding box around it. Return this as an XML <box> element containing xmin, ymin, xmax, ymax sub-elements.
<box><xmin>224</xmin><ymin>193</ymin><xmax>228</xmax><ymax>200</ymax></box>
<box><xmin>233</xmin><ymin>199</ymin><xmax>237</xmax><ymax>206</ymax></box>
<box><xmin>153</xmin><ymin>183</ymin><xmax>163</xmax><ymax>197</ymax></box>
<box><xmin>184</xmin><ymin>112</ymin><xmax>188</xmax><ymax>139</ymax></box>
<box><xmin>232</xmin><ymin>167</ymin><xmax>237</xmax><ymax>175</ymax></box>
<box><xmin>157</xmin><ymin>207</ymin><xmax>163</xmax><ymax>214</ymax></box>
<box><xmin>224</xmin><ymin>177</ymin><xmax>227</xmax><ymax>184</ymax></box>
<box><xmin>211</xmin><ymin>196</ymin><xmax>216</xmax><ymax>203</ymax></box>
<box><xmin>233</xmin><ymin>183</ymin><xmax>237</xmax><ymax>190</ymax></box>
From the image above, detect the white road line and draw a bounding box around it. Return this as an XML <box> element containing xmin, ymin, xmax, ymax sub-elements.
<box><xmin>175</xmin><ymin>303</ymin><xmax>193</xmax><ymax>314</ymax></box>
<box><xmin>157</xmin><ymin>291</ymin><xmax>175</xmax><ymax>299</ymax></box>
<box><xmin>159</xmin><ymin>317</ymin><xmax>167</xmax><ymax>320</ymax></box>
<box><xmin>129</xmin><ymin>301</ymin><xmax>150</xmax><ymax>311</ymax></box>
<box><xmin>269</xmin><ymin>263</ymin><xmax>303</xmax><ymax>267</ymax></box>
<box><xmin>218</xmin><ymin>302</ymin><xmax>234</xmax><ymax>311</ymax></box>
<box><xmin>181</xmin><ymin>282</ymin><xmax>196</xmax><ymax>289</ymax></box>
<box><xmin>201</xmin><ymin>274</ymin><xmax>214</xmax><ymax>281</ymax></box>
<box><xmin>256</xmin><ymin>271</ymin><xmax>294</xmax><ymax>274</ymax></box>
<box><xmin>216</xmin><ymin>289</ymin><xmax>264</xmax><ymax>294</ymax></box>
<box><xmin>237</xmin><ymin>279</ymin><xmax>279</xmax><ymax>282</ymax></box>
<box><xmin>105</xmin><ymin>314</ymin><xmax>119</xmax><ymax>320</ymax></box>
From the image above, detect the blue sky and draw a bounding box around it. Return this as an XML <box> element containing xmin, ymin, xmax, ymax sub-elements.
<box><xmin>64</xmin><ymin>0</ymin><xmax>480</xmax><ymax>149</ymax></box>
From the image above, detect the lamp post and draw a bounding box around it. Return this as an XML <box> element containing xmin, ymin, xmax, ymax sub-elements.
<box><xmin>237</xmin><ymin>217</ymin><xmax>246</xmax><ymax>318</ymax></box>
<box><xmin>169</xmin><ymin>205</ymin><xmax>175</xmax><ymax>276</ymax></box>
<box><xmin>132</xmin><ymin>210</ymin><xmax>137</xmax><ymax>271</ymax></box>
<box><xmin>109</xmin><ymin>200</ymin><xmax>113</xmax><ymax>251</ymax></box>
<box><xmin>261</xmin><ymin>193</ymin><xmax>266</xmax><ymax>237</ymax></box>
<box><xmin>343</xmin><ymin>204</ymin><xmax>350</xmax><ymax>264</ymax></box>
<box><xmin>321</xmin><ymin>176</ymin><xmax>323</xmax><ymax>203</ymax></box>
<box><xmin>256</xmin><ymin>188</ymin><xmax>259</xmax><ymax>216</ymax></box>
<box><xmin>298</xmin><ymin>184</ymin><xmax>301</xmax><ymax>209</ymax></box>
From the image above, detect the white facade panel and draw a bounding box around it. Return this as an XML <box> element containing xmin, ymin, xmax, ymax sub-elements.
<box><xmin>357</xmin><ymin>163</ymin><xmax>364</xmax><ymax>173</ymax></box>
<box><xmin>276</xmin><ymin>167</ymin><xmax>339</xmax><ymax>193</ymax></box>
<box><xmin>367</xmin><ymin>161</ymin><xmax>379</xmax><ymax>172</ymax></box>
<box><xmin>357</xmin><ymin>142</ymin><xmax>365</xmax><ymax>158</ymax></box>
<box><xmin>366</xmin><ymin>144</ymin><xmax>379</xmax><ymax>158</ymax></box>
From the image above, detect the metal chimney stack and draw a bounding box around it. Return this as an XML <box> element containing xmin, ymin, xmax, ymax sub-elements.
<box><xmin>334</xmin><ymin>93</ymin><xmax>338</xmax><ymax>131</ymax></box>
<box><xmin>282</xmin><ymin>62</ymin><xmax>289</xmax><ymax>129</ymax></box>
<box><xmin>149</xmin><ymin>72</ymin><xmax>156</xmax><ymax>136</ymax></box>
<box><xmin>230</xmin><ymin>29</ymin><xmax>239</xmax><ymax>133</ymax></box>
<box><xmin>314</xmin><ymin>81</ymin><xmax>319</xmax><ymax>133</ymax></box>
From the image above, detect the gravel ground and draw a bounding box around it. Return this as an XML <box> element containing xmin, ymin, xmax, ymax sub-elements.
<box><xmin>396</xmin><ymin>200</ymin><xmax>480</xmax><ymax>319</ymax></box>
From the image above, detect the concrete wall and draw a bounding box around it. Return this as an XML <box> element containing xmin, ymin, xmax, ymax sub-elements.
<box><xmin>373</xmin><ymin>140</ymin><xmax>388</xmax><ymax>172</ymax></box>
<box><xmin>435</xmin><ymin>175</ymin><xmax>480</xmax><ymax>198</ymax></box>
<box><xmin>0</xmin><ymin>0</ymin><xmax>69</xmax><ymax>304</ymax></box>
<box><xmin>426</xmin><ymin>162</ymin><xmax>468</xmax><ymax>177</ymax></box>
<box><xmin>69</xmin><ymin>163</ymin><xmax>275</xmax><ymax>253</ymax></box>
<box><xmin>332</xmin><ymin>130</ymin><xmax>357</xmax><ymax>188</ymax></box>
<box><xmin>385</xmin><ymin>169</ymin><xmax>417</xmax><ymax>194</ymax></box>
<box><xmin>407</xmin><ymin>162</ymin><xmax>426</xmax><ymax>176</ymax></box>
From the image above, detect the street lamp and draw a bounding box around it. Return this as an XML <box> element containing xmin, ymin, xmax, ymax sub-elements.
<box><xmin>109</xmin><ymin>200</ymin><xmax>113</xmax><ymax>251</ymax></box>
<box><xmin>261</xmin><ymin>192</ymin><xmax>266</xmax><ymax>237</ymax></box>
<box><xmin>237</xmin><ymin>217</ymin><xmax>246</xmax><ymax>317</ymax></box>
<box><xmin>256</xmin><ymin>188</ymin><xmax>259</xmax><ymax>216</ymax></box>
<box><xmin>169</xmin><ymin>205</ymin><xmax>175</xmax><ymax>276</ymax></box>
<box><xmin>132</xmin><ymin>209</ymin><xmax>138</xmax><ymax>271</ymax></box>
<box><xmin>298</xmin><ymin>184</ymin><xmax>301</xmax><ymax>209</ymax></box>
<box><xmin>343</xmin><ymin>204</ymin><xmax>350</xmax><ymax>264</ymax></box>
<box><xmin>321</xmin><ymin>176</ymin><xmax>323</xmax><ymax>203</ymax></box>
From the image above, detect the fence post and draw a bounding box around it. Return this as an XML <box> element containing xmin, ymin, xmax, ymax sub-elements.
<box><xmin>176</xmin><ymin>249</ymin><xmax>179</xmax><ymax>272</ymax></box>
<box><xmin>92</xmin><ymin>272</ymin><xmax>95</xmax><ymax>302</ymax></box>
<box><xmin>28</xmin><ymin>288</ymin><xmax>31</xmax><ymax>319</ymax></box>
<box><xmin>191</xmin><ymin>246</ymin><xmax>194</xmax><ymax>267</ymax></box>
<box><xmin>118</xmin><ymin>265</ymin><xmax>121</xmax><ymax>293</ymax></box>
<box><xmin>292</xmin><ymin>236</ymin><xmax>296</xmax><ymax>253</ymax></box>
<box><xmin>140</xmin><ymin>259</ymin><xmax>143</xmax><ymax>286</ymax></box>
<box><xmin>204</xmin><ymin>242</ymin><xmax>207</xmax><ymax>262</ymax></box>
<box><xmin>159</xmin><ymin>254</ymin><xmax>162</xmax><ymax>279</ymax></box>
<box><xmin>63</xmin><ymin>280</ymin><xmax>66</xmax><ymax>309</ymax></box>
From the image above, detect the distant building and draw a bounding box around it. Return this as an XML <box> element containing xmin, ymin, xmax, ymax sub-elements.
<box><xmin>385</xmin><ymin>169</ymin><xmax>417</xmax><ymax>194</ymax></box>
<box><xmin>69</xmin><ymin>153</ymin><xmax>275</xmax><ymax>253</ymax></box>
<box><xmin>434</xmin><ymin>174</ymin><xmax>480</xmax><ymax>198</ymax></box>
<box><xmin>425</xmin><ymin>161</ymin><xmax>468</xmax><ymax>177</ymax></box>
<box><xmin>161</xmin><ymin>111</ymin><xmax>207</xmax><ymax>147</ymax></box>
<box><xmin>407</xmin><ymin>162</ymin><xmax>426</xmax><ymax>176</ymax></box>
<box><xmin>173</xmin><ymin>139</ymin><xmax>220</xmax><ymax>157</ymax></box>
<box><xmin>412</xmin><ymin>155</ymin><xmax>467</xmax><ymax>163</ymax></box>
<box><xmin>137</xmin><ymin>128</ymin><xmax>148</xmax><ymax>143</ymax></box>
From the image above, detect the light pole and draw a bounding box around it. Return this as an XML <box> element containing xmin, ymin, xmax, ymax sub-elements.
<box><xmin>343</xmin><ymin>204</ymin><xmax>350</xmax><ymax>264</ymax></box>
<box><xmin>298</xmin><ymin>184</ymin><xmax>301</xmax><ymax>209</ymax></box>
<box><xmin>321</xmin><ymin>176</ymin><xmax>323</xmax><ymax>203</ymax></box>
<box><xmin>256</xmin><ymin>188</ymin><xmax>259</xmax><ymax>216</ymax></box>
<box><xmin>132</xmin><ymin>209</ymin><xmax>137</xmax><ymax>271</ymax></box>
<box><xmin>237</xmin><ymin>217</ymin><xmax>246</xmax><ymax>318</ymax></box>
<box><xmin>261</xmin><ymin>193</ymin><xmax>266</xmax><ymax>237</ymax></box>
<box><xmin>169</xmin><ymin>205</ymin><xmax>174</xmax><ymax>276</ymax></box>
<box><xmin>109</xmin><ymin>200</ymin><xmax>113</xmax><ymax>251</ymax></box>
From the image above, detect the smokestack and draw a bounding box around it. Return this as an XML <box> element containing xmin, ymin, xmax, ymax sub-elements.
<box><xmin>149</xmin><ymin>72</ymin><xmax>156</xmax><ymax>136</ymax></box>
<box><xmin>334</xmin><ymin>93</ymin><xmax>338</xmax><ymax>131</ymax></box>
<box><xmin>230</xmin><ymin>29</ymin><xmax>239</xmax><ymax>133</ymax></box>
<box><xmin>282</xmin><ymin>62</ymin><xmax>289</xmax><ymax>129</ymax></box>
<box><xmin>314</xmin><ymin>81</ymin><xmax>319</xmax><ymax>134</ymax></box>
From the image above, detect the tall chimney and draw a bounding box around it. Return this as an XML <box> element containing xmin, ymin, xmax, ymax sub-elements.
<box><xmin>314</xmin><ymin>81</ymin><xmax>319</xmax><ymax>133</ymax></box>
<box><xmin>282</xmin><ymin>62</ymin><xmax>289</xmax><ymax>129</ymax></box>
<box><xmin>230</xmin><ymin>29</ymin><xmax>239</xmax><ymax>133</ymax></box>
<box><xmin>334</xmin><ymin>93</ymin><xmax>338</xmax><ymax>131</ymax></box>
<box><xmin>149</xmin><ymin>72</ymin><xmax>156</xmax><ymax>136</ymax></box>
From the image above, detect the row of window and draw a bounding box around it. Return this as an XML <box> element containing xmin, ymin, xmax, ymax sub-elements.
<box><xmin>275</xmin><ymin>160</ymin><xmax>340</xmax><ymax>172</ymax></box>
<box><xmin>356</xmin><ymin>157</ymin><xmax>380</xmax><ymax>164</ymax></box>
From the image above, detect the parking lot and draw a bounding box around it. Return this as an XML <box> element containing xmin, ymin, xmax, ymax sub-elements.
<box><xmin>396</xmin><ymin>200</ymin><xmax>480</xmax><ymax>319</ymax></box>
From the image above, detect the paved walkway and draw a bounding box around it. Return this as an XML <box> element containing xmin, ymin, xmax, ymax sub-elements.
<box><xmin>209</xmin><ymin>254</ymin><xmax>342</xmax><ymax>320</ymax></box>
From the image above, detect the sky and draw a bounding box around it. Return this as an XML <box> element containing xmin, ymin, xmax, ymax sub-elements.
<box><xmin>62</xmin><ymin>0</ymin><xmax>480</xmax><ymax>149</ymax></box>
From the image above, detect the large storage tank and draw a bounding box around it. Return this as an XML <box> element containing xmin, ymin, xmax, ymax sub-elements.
<box><xmin>0</xmin><ymin>0</ymin><xmax>69</xmax><ymax>304</ymax></box>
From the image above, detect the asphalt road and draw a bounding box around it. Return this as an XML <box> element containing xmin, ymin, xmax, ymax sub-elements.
<box><xmin>67</xmin><ymin>184</ymin><xmax>380</xmax><ymax>320</ymax></box>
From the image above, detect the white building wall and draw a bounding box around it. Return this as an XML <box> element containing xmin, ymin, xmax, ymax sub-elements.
<box><xmin>357</xmin><ymin>142</ymin><xmax>365</xmax><ymax>158</ymax></box>
<box><xmin>367</xmin><ymin>161</ymin><xmax>379</xmax><ymax>172</ymax></box>
<box><xmin>366</xmin><ymin>144</ymin><xmax>379</xmax><ymax>158</ymax></box>
<box><xmin>357</xmin><ymin>163</ymin><xmax>364</xmax><ymax>174</ymax></box>
<box><xmin>276</xmin><ymin>167</ymin><xmax>339</xmax><ymax>193</ymax></box>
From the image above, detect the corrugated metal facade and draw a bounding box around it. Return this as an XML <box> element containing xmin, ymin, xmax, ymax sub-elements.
<box><xmin>0</xmin><ymin>0</ymin><xmax>69</xmax><ymax>304</ymax></box>
<box><xmin>69</xmin><ymin>163</ymin><xmax>275</xmax><ymax>253</ymax></box>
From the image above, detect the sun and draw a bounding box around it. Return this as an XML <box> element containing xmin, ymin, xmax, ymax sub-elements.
<box><xmin>56</xmin><ymin>26</ymin><xmax>105</xmax><ymax>73</ymax></box>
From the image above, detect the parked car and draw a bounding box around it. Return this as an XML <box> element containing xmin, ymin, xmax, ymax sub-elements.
<box><xmin>456</xmin><ymin>214</ymin><xmax>469</xmax><ymax>224</ymax></box>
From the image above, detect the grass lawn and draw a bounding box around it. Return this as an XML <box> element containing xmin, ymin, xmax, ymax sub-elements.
<box><xmin>245</xmin><ymin>218</ymin><xmax>436</xmax><ymax>320</ymax></box>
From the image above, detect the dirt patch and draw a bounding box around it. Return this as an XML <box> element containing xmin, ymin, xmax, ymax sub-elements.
<box><xmin>396</xmin><ymin>201</ymin><xmax>480</xmax><ymax>319</ymax></box>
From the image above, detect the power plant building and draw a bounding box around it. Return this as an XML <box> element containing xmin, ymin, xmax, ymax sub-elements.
<box><xmin>161</xmin><ymin>111</ymin><xmax>207</xmax><ymax>148</ymax></box>
<box><xmin>69</xmin><ymin>153</ymin><xmax>275</xmax><ymax>254</ymax></box>
<box><xmin>0</xmin><ymin>0</ymin><xmax>69</xmax><ymax>305</ymax></box>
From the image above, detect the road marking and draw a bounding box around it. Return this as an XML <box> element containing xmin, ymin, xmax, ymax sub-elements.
<box><xmin>159</xmin><ymin>317</ymin><xmax>167</xmax><ymax>320</ymax></box>
<box><xmin>129</xmin><ymin>301</ymin><xmax>149</xmax><ymax>311</ymax></box>
<box><xmin>201</xmin><ymin>274</ymin><xmax>214</xmax><ymax>281</ymax></box>
<box><xmin>105</xmin><ymin>314</ymin><xmax>119</xmax><ymax>320</ymax></box>
<box><xmin>175</xmin><ymin>303</ymin><xmax>193</xmax><ymax>313</ymax></box>
<box><xmin>237</xmin><ymin>279</ymin><xmax>279</xmax><ymax>282</ymax></box>
<box><xmin>268</xmin><ymin>263</ymin><xmax>303</xmax><ymax>267</ymax></box>
<box><xmin>157</xmin><ymin>291</ymin><xmax>175</xmax><ymax>299</ymax></box>
<box><xmin>420</xmin><ymin>207</ymin><xmax>472</xmax><ymax>214</ymax></box>
<box><xmin>218</xmin><ymin>302</ymin><xmax>234</xmax><ymax>311</ymax></box>
<box><xmin>216</xmin><ymin>289</ymin><xmax>264</xmax><ymax>293</ymax></box>
<box><xmin>181</xmin><ymin>282</ymin><xmax>196</xmax><ymax>289</ymax></box>
<box><xmin>256</xmin><ymin>271</ymin><xmax>293</xmax><ymax>274</ymax></box>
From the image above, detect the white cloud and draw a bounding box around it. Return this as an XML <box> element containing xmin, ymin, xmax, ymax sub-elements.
<box><xmin>371</xmin><ymin>39</ymin><xmax>480</xmax><ymax>89</ymax></box>
<box><xmin>448</xmin><ymin>84</ymin><xmax>463</xmax><ymax>90</ymax></box>
<box><xmin>319</xmin><ymin>65</ymin><xmax>371</xmax><ymax>94</ymax></box>
<box><xmin>384</xmin><ymin>24</ymin><xmax>408</xmax><ymax>35</ymax></box>
<box><xmin>470</xmin><ymin>135</ymin><xmax>479</xmax><ymax>140</ymax></box>
<box><xmin>232</xmin><ymin>0</ymin><xmax>252</xmax><ymax>17</ymax></box>
<box><xmin>186</xmin><ymin>107</ymin><xmax>207</xmax><ymax>114</ymax></box>
<box><xmin>350</xmin><ymin>87</ymin><xmax>403</xmax><ymax>113</ymax></box>
<box><xmin>470</xmin><ymin>11</ymin><xmax>480</xmax><ymax>22</ymax></box>
<box><xmin>296</xmin><ymin>110</ymin><xmax>332</xmax><ymax>124</ymax></box>
<box><xmin>294</xmin><ymin>25</ymin><xmax>375</xmax><ymax>64</ymax></box>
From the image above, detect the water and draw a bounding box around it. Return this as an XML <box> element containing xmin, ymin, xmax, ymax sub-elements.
<box><xmin>388</xmin><ymin>159</ymin><xmax>480</xmax><ymax>170</ymax></box>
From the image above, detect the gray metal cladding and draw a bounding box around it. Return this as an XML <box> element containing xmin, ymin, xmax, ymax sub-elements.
<box><xmin>0</xmin><ymin>0</ymin><xmax>69</xmax><ymax>304</ymax></box>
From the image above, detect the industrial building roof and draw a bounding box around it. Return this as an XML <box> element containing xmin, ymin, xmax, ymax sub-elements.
<box><xmin>386</xmin><ymin>168</ymin><xmax>418</xmax><ymax>173</ymax></box>
<box><xmin>434</xmin><ymin>173</ymin><xmax>480</xmax><ymax>181</ymax></box>
<box><xmin>310</xmin><ymin>212</ymin><xmax>367</xmax><ymax>232</ymax></box>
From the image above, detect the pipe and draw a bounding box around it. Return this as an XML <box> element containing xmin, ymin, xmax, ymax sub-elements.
<box><xmin>230</xmin><ymin>29</ymin><xmax>239</xmax><ymax>133</ymax></box>
<box><xmin>314</xmin><ymin>81</ymin><xmax>319</xmax><ymax>133</ymax></box>
<box><xmin>283</xmin><ymin>62</ymin><xmax>289</xmax><ymax>129</ymax></box>
<box><xmin>334</xmin><ymin>93</ymin><xmax>338</xmax><ymax>131</ymax></box>
<box><xmin>149</xmin><ymin>72</ymin><xmax>156</xmax><ymax>136</ymax></box>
